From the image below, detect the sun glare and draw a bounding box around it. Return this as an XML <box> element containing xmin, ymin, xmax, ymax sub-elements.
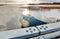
<box><xmin>23</xmin><ymin>9</ymin><xmax>30</xmax><ymax>16</ymax></box>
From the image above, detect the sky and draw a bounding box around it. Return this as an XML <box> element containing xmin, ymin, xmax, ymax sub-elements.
<box><xmin>0</xmin><ymin>0</ymin><xmax>60</xmax><ymax>3</ymax></box>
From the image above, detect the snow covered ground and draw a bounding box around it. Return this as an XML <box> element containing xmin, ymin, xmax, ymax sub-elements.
<box><xmin>0</xmin><ymin>4</ymin><xmax>60</xmax><ymax>31</ymax></box>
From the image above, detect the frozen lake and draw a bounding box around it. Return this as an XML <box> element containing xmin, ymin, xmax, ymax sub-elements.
<box><xmin>0</xmin><ymin>5</ymin><xmax>60</xmax><ymax>31</ymax></box>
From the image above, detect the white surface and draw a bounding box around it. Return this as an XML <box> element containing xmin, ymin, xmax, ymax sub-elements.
<box><xmin>39</xmin><ymin>31</ymin><xmax>60</xmax><ymax>39</ymax></box>
<box><xmin>30</xmin><ymin>31</ymin><xmax>60</xmax><ymax>39</ymax></box>
<box><xmin>37</xmin><ymin>22</ymin><xmax>60</xmax><ymax>32</ymax></box>
<box><xmin>0</xmin><ymin>27</ymin><xmax>39</xmax><ymax>39</ymax></box>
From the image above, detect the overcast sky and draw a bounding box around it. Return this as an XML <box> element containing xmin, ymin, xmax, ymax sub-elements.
<box><xmin>0</xmin><ymin>0</ymin><xmax>60</xmax><ymax>3</ymax></box>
